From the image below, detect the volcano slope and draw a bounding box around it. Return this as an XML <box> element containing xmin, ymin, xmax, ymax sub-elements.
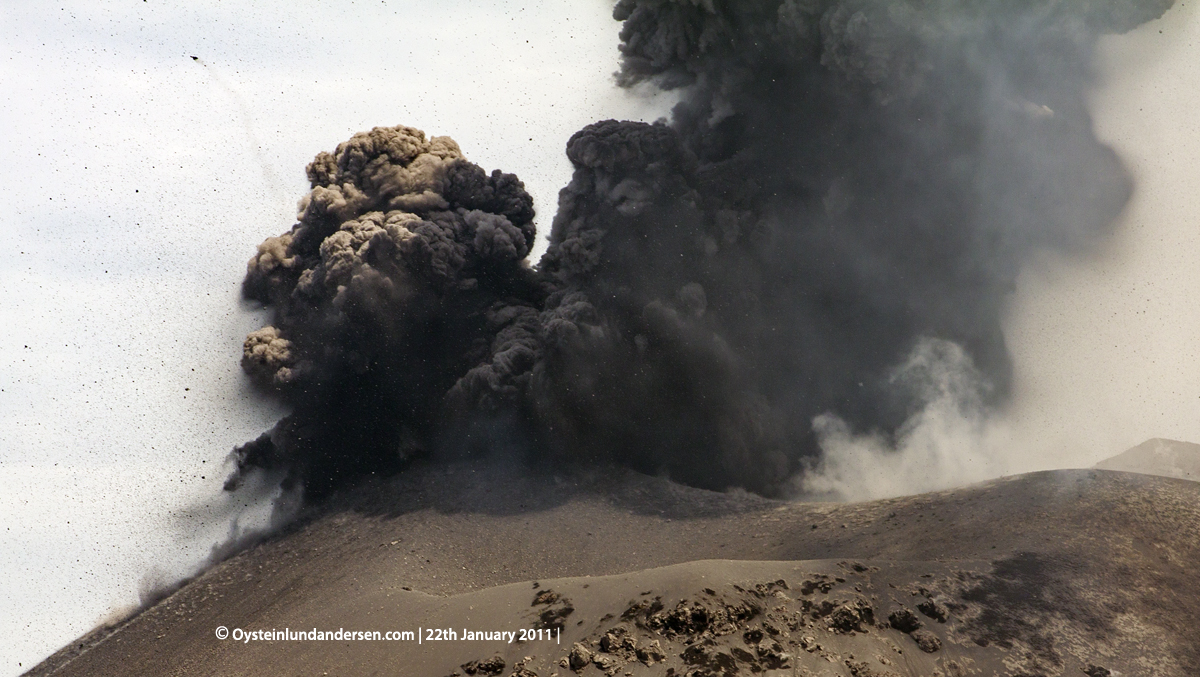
<box><xmin>1096</xmin><ymin>438</ymin><xmax>1200</xmax><ymax>481</ymax></box>
<box><xmin>28</xmin><ymin>463</ymin><xmax>1200</xmax><ymax>677</ymax></box>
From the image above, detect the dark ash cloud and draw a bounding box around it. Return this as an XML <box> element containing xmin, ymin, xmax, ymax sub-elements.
<box><xmin>229</xmin><ymin>0</ymin><xmax>1172</xmax><ymax>500</ymax></box>
<box><xmin>229</xmin><ymin>125</ymin><xmax>544</xmax><ymax>500</ymax></box>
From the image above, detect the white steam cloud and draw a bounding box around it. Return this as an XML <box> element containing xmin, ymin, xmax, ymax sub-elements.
<box><xmin>801</xmin><ymin>2</ymin><xmax>1200</xmax><ymax>502</ymax></box>
<box><xmin>800</xmin><ymin>339</ymin><xmax>1007</xmax><ymax>501</ymax></box>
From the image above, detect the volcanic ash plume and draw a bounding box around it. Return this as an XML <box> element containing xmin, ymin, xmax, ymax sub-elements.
<box><xmin>231</xmin><ymin>125</ymin><xmax>544</xmax><ymax>500</ymax></box>
<box><xmin>530</xmin><ymin>0</ymin><xmax>1171</xmax><ymax>494</ymax></box>
<box><xmin>230</xmin><ymin>0</ymin><xmax>1173</xmax><ymax>501</ymax></box>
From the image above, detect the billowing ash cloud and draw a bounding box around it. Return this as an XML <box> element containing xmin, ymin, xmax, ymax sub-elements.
<box><xmin>229</xmin><ymin>126</ymin><xmax>544</xmax><ymax>500</ymax></box>
<box><xmin>230</xmin><ymin>0</ymin><xmax>1172</xmax><ymax>500</ymax></box>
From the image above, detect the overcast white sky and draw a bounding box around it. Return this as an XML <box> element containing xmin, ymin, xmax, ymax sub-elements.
<box><xmin>1</xmin><ymin>1</ymin><xmax>1198</xmax><ymax>674</ymax></box>
<box><xmin>0</xmin><ymin>1</ymin><xmax>675</xmax><ymax>672</ymax></box>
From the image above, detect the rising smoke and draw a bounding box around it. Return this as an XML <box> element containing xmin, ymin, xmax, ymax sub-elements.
<box><xmin>229</xmin><ymin>0</ymin><xmax>1173</xmax><ymax>501</ymax></box>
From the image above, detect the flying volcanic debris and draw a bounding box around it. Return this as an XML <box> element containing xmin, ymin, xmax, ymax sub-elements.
<box><xmin>229</xmin><ymin>0</ymin><xmax>1172</xmax><ymax>501</ymax></box>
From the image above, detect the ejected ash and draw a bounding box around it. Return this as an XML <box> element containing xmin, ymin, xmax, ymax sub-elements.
<box><xmin>230</xmin><ymin>126</ymin><xmax>544</xmax><ymax>499</ymax></box>
<box><xmin>229</xmin><ymin>0</ymin><xmax>1172</xmax><ymax>500</ymax></box>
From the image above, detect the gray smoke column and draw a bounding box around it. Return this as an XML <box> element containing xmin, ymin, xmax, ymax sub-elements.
<box><xmin>230</xmin><ymin>0</ymin><xmax>1172</xmax><ymax>500</ymax></box>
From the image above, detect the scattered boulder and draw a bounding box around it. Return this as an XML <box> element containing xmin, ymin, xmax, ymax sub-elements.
<box><xmin>509</xmin><ymin>656</ymin><xmax>539</xmax><ymax>677</ymax></box>
<box><xmin>567</xmin><ymin>642</ymin><xmax>592</xmax><ymax>671</ymax></box>
<box><xmin>636</xmin><ymin>639</ymin><xmax>665</xmax><ymax>665</ymax></box>
<box><xmin>648</xmin><ymin>600</ymin><xmax>712</xmax><ymax>637</ymax></box>
<box><xmin>800</xmin><ymin>576</ymin><xmax>837</xmax><ymax>595</ymax></box>
<box><xmin>917</xmin><ymin>600</ymin><xmax>949</xmax><ymax>623</ymax></box>
<box><xmin>828</xmin><ymin>598</ymin><xmax>876</xmax><ymax>633</ymax></box>
<box><xmin>598</xmin><ymin>626</ymin><xmax>638</xmax><ymax>659</ymax></box>
<box><xmin>911</xmin><ymin>629</ymin><xmax>942</xmax><ymax>653</ymax></box>
<box><xmin>806</xmin><ymin>596</ymin><xmax>876</xmax><ymax>633</ymax></box>
<box><xmin>636</xmin><ymin>596</ymin><xmax>759</xmax><ymax>639</ymax></box>
<box><xmin>888</xmin><ymin>608</ymin><xmax>923</xmax><ymax>633</ymax></box>
<box><xmin>591</xmin><ymin>653</ymin><xmax>621</xmax><ymax>674</ymax></box>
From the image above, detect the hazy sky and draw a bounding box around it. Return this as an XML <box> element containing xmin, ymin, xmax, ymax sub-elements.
<box><xmin>0</xmin><ymin>1</ymin><xmax>672</xmax><ymax>671</ymax></box>
<box><xmin>1</xmin><ymin>1</ymin><xmax>1197</xmax><ymax>674</ymax></box>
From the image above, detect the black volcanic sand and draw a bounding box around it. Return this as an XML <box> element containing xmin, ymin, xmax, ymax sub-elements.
<box><xmin>29</xmin><ymin>464</ymin><xmax>1200</xmax><ymax>676</ymax></box>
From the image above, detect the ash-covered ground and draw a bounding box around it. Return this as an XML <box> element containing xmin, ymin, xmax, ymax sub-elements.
<box><xmin>28</xmin><ymin>445</ymin><xmax>1200</xmax><ymax>676</ymax></box>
